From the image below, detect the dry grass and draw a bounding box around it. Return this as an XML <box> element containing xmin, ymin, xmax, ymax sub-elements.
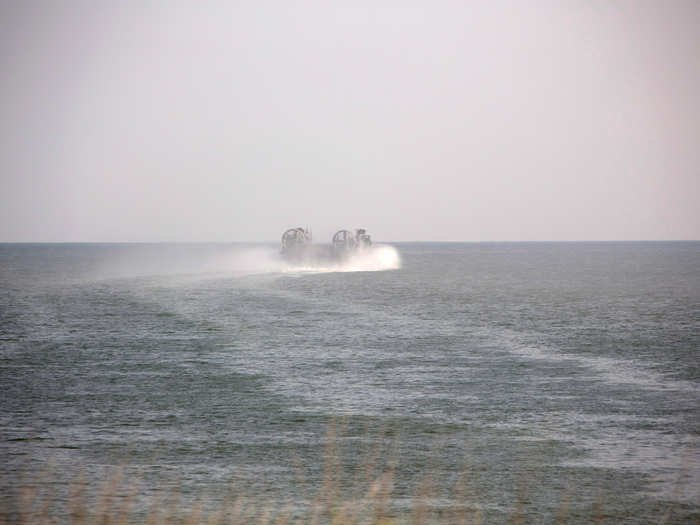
<box><xmin>1</xmin><ymin>426</ymin><xmax>692</xmax><ymax>525</ymax></box>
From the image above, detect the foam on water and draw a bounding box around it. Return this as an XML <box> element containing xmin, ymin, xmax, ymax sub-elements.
<box><xmin>490</xmin><ymin>329</ymin><xmax>697</xmax><ymax>393</ymax></box>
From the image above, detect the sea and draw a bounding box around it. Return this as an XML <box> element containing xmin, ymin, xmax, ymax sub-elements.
<box><xmin>0</xmin><ymin>242</ymin><xmax>698</xmax><ymax>523</ymax></box>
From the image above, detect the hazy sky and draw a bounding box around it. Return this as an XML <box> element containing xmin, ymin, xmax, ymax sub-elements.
<box><xmin>1</xmin><ymin>1</ymin><xmax>698</xmax><ymax>242</ymax></box>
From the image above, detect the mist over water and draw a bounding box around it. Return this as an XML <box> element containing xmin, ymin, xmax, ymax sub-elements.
<box><xmin>280</xmin><ymin>245</ymin><xmax>402</xmax><ymax>274</ymax></box>
<box><xmin>98</xmin><ymin>244</ymin><xmax>402</xmax><ymax>280</ymax></box>
<box><xmin>0</xmin><ymin>242</ymin><xmax>698</xmax><ymax>522</ymax></box>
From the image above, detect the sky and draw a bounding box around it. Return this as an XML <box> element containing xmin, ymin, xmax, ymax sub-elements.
<box><xmin>1</xmin><ymin>1</ymin><xmax>698</xmax><ymax>242</ymax></box>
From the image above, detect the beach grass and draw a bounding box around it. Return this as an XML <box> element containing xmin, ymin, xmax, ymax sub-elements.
<box><xmin>2</xmin><ymin>423</ymin><xmax>694</xmax><ymax>525</ymax></box>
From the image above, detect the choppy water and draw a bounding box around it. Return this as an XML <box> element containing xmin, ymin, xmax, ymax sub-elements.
<box><xmin>1</xmin><ymin>242</ymin><xmax>698</xmax><ymax>523</ymax></box>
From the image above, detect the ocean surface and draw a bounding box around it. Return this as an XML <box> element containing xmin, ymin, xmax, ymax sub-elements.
<box><xmin>1</xmin><ymin>242</ymin><xmax>698</xmax><ymax>523</ymax></box>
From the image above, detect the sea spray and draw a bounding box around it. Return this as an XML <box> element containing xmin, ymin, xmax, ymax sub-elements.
<box><xmin>281</xmin><ymin>244</ymin><xmax>401</xmax><ymax>273</ymax></box>
<box><xmin>85</xmin><ymin>243</ymin><xmax>401</xmax><ymax>281</ymax></box>
<box><xmin>213</xmin><ymin>246</ymin><xmax>288</xmax><ymax>275</ymax></box>
<box><xmin>334</xmin><ymin>244</ymin><xmax>401</xmax><ymax>272</ymax></box>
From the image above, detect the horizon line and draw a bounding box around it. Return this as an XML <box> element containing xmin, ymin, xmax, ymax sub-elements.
<box><xmin>1</xmin><ymin>239</ymin><xmax>698</xmax><ymax>244</ymax></box>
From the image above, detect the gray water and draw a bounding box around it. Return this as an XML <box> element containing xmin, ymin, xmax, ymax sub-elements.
<box><xmin>1</xmin><ymin>242</ymin><xmax>698</xmax><ymax>523</ymax></box>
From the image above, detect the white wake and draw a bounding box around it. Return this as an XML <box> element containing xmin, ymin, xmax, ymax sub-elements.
<box><xmin>285</xmin><ymin>245</ymin><xmax>401</xmax><ymax>273</ymax></box>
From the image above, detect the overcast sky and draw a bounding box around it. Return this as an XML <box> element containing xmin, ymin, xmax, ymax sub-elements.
<box><xmin>1</xmin><ymin>1</ymin><xmax>698</xmax><ymax>242</ymax></box>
